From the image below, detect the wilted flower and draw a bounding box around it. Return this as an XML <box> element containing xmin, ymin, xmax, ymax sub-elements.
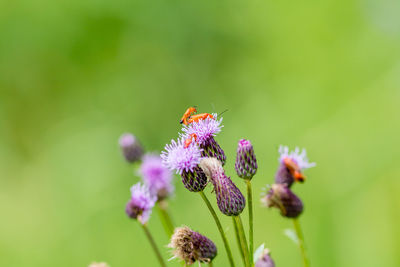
<box><xmin>261</xmin><ymin>184</ymin><xmax>303</xmax><ymax>218</ymax></box>
<box><xmin>235</xmin><ymin>139</ymin><xmax>258</xmax><ymax>180</ymax></box>
<box><xmin>200</xmin><ymin>157</ymin><xmax>245</xmax><ymax>216</ymax></box>
<box><xmin>119</xmin><ymin>133</ymin><xmax>144</xmax><ymax>163</ymax></box>
<box><xmin>139</xmin><ymin>154</ymin><xmax>174</xmax><ymax>200</ymax></box>
<box><xmin>276</xmin><ymin>146</ymin><xmax>316</xmax><ymax>187</ymax></box>
<box><xmin>161</xmin><ymin>138</ymin><xmax>208</xmax><ymax>192</ymax></box>
<box><xmin>88</xmin><ymin>263</ymin><xmax>110</xmax><ymax>267</ymax></box>
<box><xmin>255</xmin><ymin>249</ymin><xmax>275</xmax><ymax>267</ymax></box>
<box><xmin>169</xmin><ymin>226</ymin><xmax>217</xmax><ymax>265</ymax></box>
<box><xmin>182</xmin><ymin>114</ymin><xmax>226</xmax><ymax>165</ymax></box>
<box><xmin>125</xmin><ymin>183</ymin><xmax>156</xmax><ymax>224</ymax></box>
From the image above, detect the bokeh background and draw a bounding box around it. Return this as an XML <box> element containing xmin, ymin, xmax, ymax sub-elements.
<box><xmin>1</xmin><ymin>0</ymin><xmax>400</xmax><ymax>266</ymax></box>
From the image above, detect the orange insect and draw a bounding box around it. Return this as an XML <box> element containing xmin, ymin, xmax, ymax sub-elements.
<box><xmin>283</xmin><ymin>157</ymin><xmax>306</xmax><ymax>182</ymax></box>
<box><xmin>186</xmin><ymin>113</ymin><xmax>214</xmax><ymax>124</ymax></box>
<box><xmin>180</xmin><ymin>107</ymin><xmax>197</xmax><ymax>125</ymax></box>
<box><xmin>184</xmin><ymin>133</ymin><xmax>197</xmax><ymax>148</ymax></box>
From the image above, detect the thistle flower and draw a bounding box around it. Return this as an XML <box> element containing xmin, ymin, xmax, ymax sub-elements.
<box><xmin>139</xmin><ymin>154</ymin><xmax>174</xmax><ymax>201</ymax></box>
<box><xmin>169</xmin><ymin>226</ymin><xmax>217</xmax><ymax>265</ymax></box>
<box><xmin>161</xmin><ymin>138</ymin><xmax>208</xmax><ymax>192</ymax></box>
<box><xmin>235</xmin><ymin>139</ymin><xmax>258</xmax><ymax>180</ymax></box>
<box><xmin>182</xmin><ymin>114</ymin><xmax>226</xmax><ymax>165</ymax></box>
<box><xmin>119</xmin><ymin>133</ymin><xmax>144</xmax><ymax>163</ymax></box>
<box><xmin>125</xmin><ymin>183</ymin><xmax>156</xmax><ymax>224</ymax></box>
<box><xmin>88</xmin><ymin>263</ymin><xmax>110</xmax><ymax>267</ymax></box>
<box><xmin>200</xmin><ymin>157</ymin><xmax>245</xmax><ymax>216</ymax></box>
<box><xmin>276</xmin><ymin>146</ymin><xmax>316</xmax><ymax>187</ymax></box>
<box><xmin>261</xmin><ymin>184</ymin><xmax>303</xmax><ymax>218</ymax></box>
<box><xmin>255</xmin><ymin>249</ymin><xmax>275</xmax><ymax>267</ymax></box>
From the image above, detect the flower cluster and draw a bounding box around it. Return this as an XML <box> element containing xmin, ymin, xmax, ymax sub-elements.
<box><xmin>113</xmin><ymin>107</ymin><xmax>317</xmax><ymax>267</ymax></box>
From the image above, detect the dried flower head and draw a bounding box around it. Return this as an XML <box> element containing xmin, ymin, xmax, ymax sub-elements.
<box><xmin>169</xmin><ymin>226</ymin><xmax>217</xmax><ymax>265</ymax></box>
<box><xmin>261</xmin><ymin>184</ymin><xmax>303</xmax><ymax>218</ymax></box>
<box><xmin>119</xmin><ymin>133</ymin><xmax>144</xmax><ymax>163</ymax></box>
<box><xmin>88</xmin><ymin>263</ymin><xmax>110</xmax><ymax>267</ymax></box>
<box><xmin>200</xmin><ymin>158</ymin><xmax>246</xmax><ymax>216</ymax></box>
<box><xmin>139</xmin><ymin>154</ymin><xmax>174</xmax><ymax>200</ymax></box>
<box><xmin>125</xmin><ymin>183</ymin><xmax>156</xmax><ymax>224</ymax></box>
<box><xmin>182</xmin><ymin>114</ymin><xmax>226</xmax><ymax>165</ymax></box>
<box><xmin>235</xmin><ymin>139</ymin><xmax>258</xmax><ymax>180</ymax></box>
<box><xmin>276</xmin><ymin>146</ymin><xmax>316</xmax><ymax>187</ymax></box>
<box><xmin>255</xmin><ymin>249</ymin><xmax>275</xmax><ymax>267</ymax></box>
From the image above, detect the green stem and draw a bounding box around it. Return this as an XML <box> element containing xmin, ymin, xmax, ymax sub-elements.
<box><xmin>246</xmin><ymin>180</ymin><xmax>254</xmax><ymax>265</ymax></box>
<box><xmin>199</xmin><ymin>191</ymin><xmax>236</xmax><ymax>267</ymax></box>
<box><xmin>140</xmin><ymin>224</ymin><xmax>167</xmax><ymax>267</ymax></box>
<box><xmin>232</xmin><ymin>217</ymin><xmax>246</xmax><ymax>266</ymax></box>
<box><xmin>293</xmin><ymin>218</ymin><xmax>310</xmax><ymax>267</ymax></box>
<box><xmin>233</xmin><ymin>215</ymin><xmax>250</xmax><ymax>267</ymax></box>
<box><xmin>157</xmin><ymin>201</ymin><xmax>174</xmax><ymax>237</ymax></box>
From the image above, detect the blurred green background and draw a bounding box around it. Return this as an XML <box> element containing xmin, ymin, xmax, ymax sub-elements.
<box><xmin>1</xmin><ymin>0</ymin><xmax>400</xmax><ymax>266</ymax></box>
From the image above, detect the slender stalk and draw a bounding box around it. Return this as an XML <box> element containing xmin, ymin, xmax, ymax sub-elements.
<box><xmin>232</xmin><ymin>217</ymin><xmax>246</xmax><ymax>267</ymax></box>
<box><xmin>293</xmin><ymin>218</ymin><xmax>310</xmax><ymax>267</ymax></box>
<box><xmin>246</xmin><ymin>179</ymin><xmax>254</xmax><ymax>265</ymax></box>
<box><xmin>157</xmin><ymin>201</ymin><xmax>174</xmax><ymax>237</ymax></box>
<box><xmin>236</xmin><ymin>215</ymin><xmax>250</xmax><ymax>267</ymax></box>
<box><xmin>140</xmin><ymin>224</ymin><xmax>167</xmax><ymax>267</ymax></box>
<box><xmin>199</xmin><ymin>191</ymin><xmax>236</xmax><ymax>267</ymax></box>
<box><xmin>209</xmin><ymin>262</ymin><xmax>213</xmax><ymax>267</ymax></box>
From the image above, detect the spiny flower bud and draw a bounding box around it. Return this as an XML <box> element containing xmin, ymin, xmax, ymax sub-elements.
<box><xmin>161</xmin><ymin>138</ymin><xmax>208</xmax><ymax>192</ymax></box>
<box><xmin>255</xmin><ymin>249</ymin><xmax>275</xmax><ymax>267</ymax></box>
<box><xmin>169</xmin><ymin>226</ymin><xmax>217</xmax><ymax>265</ymax></box>
<box><xmin>262</xmin><ymin>184</ymin><xmax>303</xmax><ymax>218</ymax></box>
<box><xmin>125</xmin><ymin>183</ymin><xmax>156</xmax><ymax>224</ymax></box>
<box><xmin>88</xmin><ymin>263</ymin><xmax>110</xmax><ymax>267</ymax></box>
<box><xmin>182</xmin><ymin>114</ymin><xmax>226</xmax><ymax>165</ymax></box>
<box><xmin>119</xmin><ymin>133</ymin><xmax>144</xmax><ymax>163</ymax></box>
<box><xmin>200</xmin><ymin>158</ymin><xmax>245</xmax><ymax>216</ymax></box>
<box><xmin>235</xmin><ymin>139</ymin><xmax>258</xmax><ymax>180</ymax></box>
<box><xmin>275</xmin><ymin>146</ymin><xmax>316</xmax><ymax>187</ymax></box>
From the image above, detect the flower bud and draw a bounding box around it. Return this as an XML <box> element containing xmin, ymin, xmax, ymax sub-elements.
<box><xmin>200</xmin><ymin>158</ymin><xmax>246</xmax><ymax>216</ymax></box>
<box><xmin>119</xmin><ymin>133</ymin><xmax>144</xmax><ymax>163</ymax></box>
<box><xmin>262</xmin><ymin>184</ymin><xmax>303</xmax><ymax>218</ymax></box>
<box><xmin>255</xmin><ymin>249</ymin><xmax>275</xmax><ymax>267</ymax></box>
<box><xmin>169</xmin><ymin>226</ymin><xmax>217</xmax><ymax>265</ymax></box>
<box><xmin>235</xmin><ymin>139</ymin><xmax>258</xmax><ymax>180</ymax></box>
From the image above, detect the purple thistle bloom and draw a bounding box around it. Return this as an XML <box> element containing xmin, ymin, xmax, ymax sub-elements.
<box><xmin>161</xmin><ymin>138</ymin><xmax>208</xmax><ymax>192</ymax></box>
<box><xmin>169</xmin><ymin>226</ymin><xmax>217</xmax><ymax>265</ymax></box>
<box><xmin>119</xmin><ymin>133</ymin><xmax>144</xmax><ymax>163</ymax></box>
<box><xmin>261</xmin><ymin>184</ymin><xmax>303</xmax><ymax>218</ymax></box>
<box><xmin>200</xmin><ymin>158</ymin><xmax>246</xmax><ymax>216</ymax></box>
<box><xmin>139</xmin><ymin>154</ymin><xmax>174</xmax><ymax>201</ymax></box>
<box><xmin>255</xmin><ymin>249</ymin><xmax>275</xmax><ymax>267</ymax></box>
<box><xmin>161</xmin><ymin>138</ymin><xmax>202</xmax><ymax>175</ymax></box>
<box><xmin>235</xmin><ymin>139</ymin><xmax>258</xmax><ymax>180</ymax></box>
<box><xmin>276</xmin><ymin>145</ymin><xmax>316</xmax><ymax>187</ymax></box>
<box><xmin>182</xmin><ymin>114</ymin><xmax>226</xmax><ymax>165</ymax></box>
<box><xmin>125</xmin><ymin>182</ymin><xmax>156</xmax><ymax>224</ymax></box>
